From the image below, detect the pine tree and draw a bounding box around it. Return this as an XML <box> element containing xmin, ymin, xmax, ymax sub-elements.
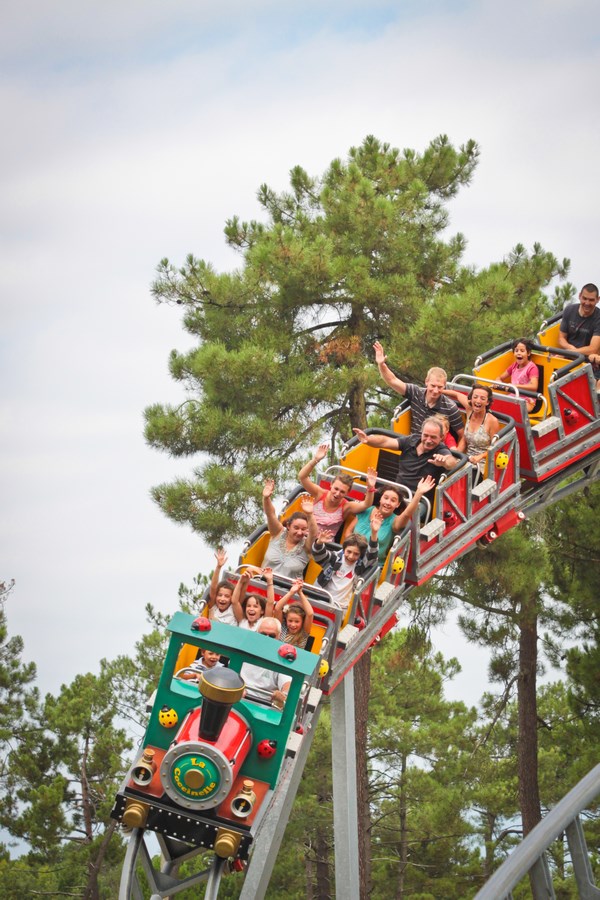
<box><xmin>4</xmin><ymin>671</ymin><xmax>132</xmax><ymax>899</ymax></box>
<box><xmin>425</xmin><ymin>525</ymin><xmax>556</xmax><ymax>847</ymax></box>
<box><xmin>144</xmin><ymin>134</ymin><xmax>570</xmax><ymax>897</ymax></box>
<box><xmin>368</xmin><ymin>630</ymin><xmax>480</xmax><ymax>898</ymax></box>
<box><xmin>545</xmin><ymin>484</ymin><xmax>600</xmax><ymax>731</ymax></box>
<box><xmin>144</xmin><ymin>134</ymin><xmax>568</xmax><ymax>545</ymax></box>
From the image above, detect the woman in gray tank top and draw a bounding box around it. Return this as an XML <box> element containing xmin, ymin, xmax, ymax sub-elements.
<box><xmin>261</xmin><ymin>479</ymin><xmax>318</xmax><ymax>579</ymax></box>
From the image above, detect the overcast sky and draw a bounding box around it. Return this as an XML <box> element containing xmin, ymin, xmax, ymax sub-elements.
<box><xmin>2</xmin><ymin>0</ymin><xmax>598</xmax><ymax>704</ymax></box>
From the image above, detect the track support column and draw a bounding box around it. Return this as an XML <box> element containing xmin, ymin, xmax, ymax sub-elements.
<box><xmin>331</xmin><ymin>667</ymin><xmax>360</xmax><ymax>900</ymax></box>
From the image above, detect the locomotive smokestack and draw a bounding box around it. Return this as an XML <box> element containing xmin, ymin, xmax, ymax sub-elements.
<box><xmin>198</xmin><ymin>667</ymin><xmax>245</xmax><ymax>742</ymax></box>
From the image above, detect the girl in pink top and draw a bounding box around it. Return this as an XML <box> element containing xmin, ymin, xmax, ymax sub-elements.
<box><xmin>298</xmin><ymin>444</ymin><xmax>377</xmax><ymax>534</ymax></box>
<box><xmin>498</xmin><ymin>339</ymin><xmax>539</xmax><ymax>411</ymax></box>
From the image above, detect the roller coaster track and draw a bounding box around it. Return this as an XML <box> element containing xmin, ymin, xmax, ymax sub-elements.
<box><xmin>115</xmin><ymin>339</ymin><xmax>600</xmax><ymax>898</ymax></box>
<box><xmin>237</xmin><ymin>445</ymin><xmax>600</xmax><ymax>898</ymax></box>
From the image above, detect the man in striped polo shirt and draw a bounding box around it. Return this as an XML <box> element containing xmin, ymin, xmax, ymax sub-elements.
<box><xmin>373</xmin><ymin>341</ymin><xmax>464</xmax><ymax>442</ymax></box>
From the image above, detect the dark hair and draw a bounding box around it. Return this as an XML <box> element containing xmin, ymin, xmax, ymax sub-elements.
<box><xmin>242</xmin><ymin>593</ymin><xmax>267</xmax><ymax>614</ymax></box>
<box><xmin>343</xmin><ymin>533</ymin><xmax>368</xmax><ymax>553</ymax></box>
<box><xmin>512</xmin><ymin>337</ymin><xmax>533</xmax><ymax>356</ymax></box>
<box><xmin>282</xmin><ymin>511</ymin><xmax>309</xmax><ymax>529</ymax></box>
<box><xmin>468</xmin><ymin>383</ymin><xmax>493</xmax><ymax>408</ymax></box>
<box><xmin>374</xmin><ymin>486</ymin><xmax>403</xmax><ymax>512</ymax></box>
<box><xmin>283</xmin><ymin>604</ymin><xmax>308</xmax><ymax>646</ymax></box>
<box><xmin>581</xmin><ymin>283</ymin><xmax>599</xmax><ymax>295</ymax></box>
<box><xmin>215</xmin><ymin>579</ymin><xmax>233</xmax><ymax>594</ymax></box>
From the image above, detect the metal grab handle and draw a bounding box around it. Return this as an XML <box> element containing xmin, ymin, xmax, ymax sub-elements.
<box><xmin>449</xmin><ymin>375</ymin><xmax>548</xmax><ymax>418</ymax></box>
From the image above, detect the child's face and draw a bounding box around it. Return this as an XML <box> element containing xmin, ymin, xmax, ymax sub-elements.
<box><xmin>379</xmin><ymin>490</ymin><xmax>400</xmax><ymax>516</ymax></box>
<box><xmin>216</xmin><ymin>586</ymin><xmax>233</xmax><ymax>611</ymax></box>
<box><xmin>343</xmin><ymin>544</ymin><xmax>362</xmax><ymax>565</ymax></box>
<box><xmin>513</xmin><ymin>342</ymin><xmax>530</xmax><ymax>365</ymax></box>
<box><xmin>286</xmin><ymin>612</ymin><xmax>303</xmax><ymax>634</ymax></box>
<box><xmin>245</xmin><ymin>595</ymin><xmax>262</xmax><ymax>622</ymax></box>
<box><xmin>330</xmin><ymin>479</ymin><xmax>350</xmax><ymax>503</ymax></box>
<box><xmin>201</xmin><ymin>650</ymin><xmax>220</xmax><ymax>668</ymax></box>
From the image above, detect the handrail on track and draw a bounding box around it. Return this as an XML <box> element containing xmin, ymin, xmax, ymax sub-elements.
<box><xmin>473</xmin><ymin>341</ymin><xmax>586</xmax><ymax>379</ymax></box>
<box><xmin>475</xmin><ymin>763</ymin><xmax>600</xmax><ymax>899</ymax></box>
<box><xmin>325</xmin><ymin>464</ymin><xmax>412</xmax><ymax>502</ymax></box>
<box><xmin>324</xmin><ymin>464</ymin><xmax>411</xmax><ymax>500</ymax></box>
<box><xmin>450</xmin><ymin>374</ymin><xmax>549</xmax><ymax>419</ymax></box>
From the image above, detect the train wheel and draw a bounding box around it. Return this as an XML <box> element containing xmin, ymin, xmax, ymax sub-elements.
<box><xmin>118</xmin><ymin>827</ymin><xmax>145</xmax><ymax>899</ymax></box>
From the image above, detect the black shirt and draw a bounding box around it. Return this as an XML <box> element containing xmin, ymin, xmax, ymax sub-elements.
<box><xmin>395</xmin><ymin>434</ymin><xmax>452</xmax><ymax>494</ymax></box>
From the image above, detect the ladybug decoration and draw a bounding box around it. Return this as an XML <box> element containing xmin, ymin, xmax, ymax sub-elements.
<box><xmin>191</xmin><ymin>616</ymin><xmax>212</xmax><ymax>632</ymax></box>
<box><xmin>495</xmin><ymin>451</ymin><xmax>509</xmax><ymax>470</ymax></box>
<box><xmin>278</xmin><ymin>643</ymin><xmax>297</xmax><ymax>661</ymax></box>
<box><xmin>158</xmin><ymin>706</ymin><xmax>178</xmax><ymax>728</ymax></box>
<box><xmin>318</xmin><ymin>659</ymin><xmax>330</xmax><ymax>677</ymax></box>
<box><xmin>354</xmin><ymin>616</ymin><xmax>366</xmax><ymax>630</ymax></box>
<box><xmin>391</xmin><ymin>556</ymin><xmax>405</xmax><ymax>575</ymax></box>
<box><xmin>257</xmin><ymin>739</ymin><xmax>277</xmax><ymax>759</ymax></box>
<box><xmin>564</xmin><ymin>408</ymin><xmax>579</xmax><ymax>424</ymax></box>
<box><xmin>443</xmin><ymin>510</ymin><xmax>457</xmax><ymax>527</ymax></box>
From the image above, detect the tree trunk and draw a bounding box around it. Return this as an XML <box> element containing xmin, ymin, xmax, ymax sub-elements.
<box><xmin>518</xmin><ymin>598</ymin><xmax>542</xmax><ymax>899</ymax></box>
<box><xmin>395</xmin><ymin>754</ymin><xmax>408</xmax><ymax>900</ymax></box>
<box><xmin>483</xmin><ymin>811</ymin><xmax>496</xmax><ymax>881</ymax></box>
<box><xmin>315</xmin><ymin>824</ymin><xmax>332</xmax><ymax>899</ymax></box>
<box><xmin>348</xmin><ymin>380</ymin><xmax>367</xmax><ymax>432</ymax></box>
<box><xmin>83</xmin><ymin>819</ymin><xmax>117</xmax><ymax>900</ymax></box>
<box><xmin>80</xmin><ymin>734</ymin><xmax>94</xmax><ymax>843</ymax></box>
<box><xmin>354</xmin><ymin>651</ymin><xmax>372</xmax><ymax>898</ymax></box>
<box><xmin>305</xmin><ymin>845</ymin><xmax>314</xmax><ymax>900</ymax></box>
<box><xmin>518</xmin><ymin>603</ymin><xmax>541</xmax><ymax>836</ymax></box>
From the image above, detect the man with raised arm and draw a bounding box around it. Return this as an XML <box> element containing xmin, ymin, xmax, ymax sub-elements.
<box><xmin>373</xmin><ymin>341</ymin><xmax>464</xmax><ymax>440</ymax></box>
<box><xmin>352</xmin><ymin>417</ymin><xmax>458</xmax><ymax>504</ymax></box>
<box><xmin>559</xmin><ymin>283</ymin><xmax>600</xmax><ymax>389</ymax></box>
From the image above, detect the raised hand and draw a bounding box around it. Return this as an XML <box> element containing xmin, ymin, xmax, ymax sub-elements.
<box><xmin>261</xmin><ymin>566</ymin><xmax>274</xmax><ymax>583</ymax></box>
<box><xmin>366</xmin><ymin>466</ymin><xmax>378</xmax><ymax>491</ymax></box>
<box><xmin>373</xmin><ymin>341</ymin><xmax>386</xmax><ymax>365</ymax></box>
<box><xmin>316</xmin><ymin>528</ymin><xmax>334</xmax><ymax>544</ymax></box>
<box><xmin>353</xmin><ymin>427</ymin><xmax>368</xmax><ymax>444</ymax></box>
<box><xmin>370</xmin><ymin>509</ymin><xmax>384</xmax><ymax>534</ymax></box>
<box><xmin>415</xmin><ymin>475</ymin><xmax>435</xmax><ymax>495</ymax></box>
<box><xmin>262</xmin><ymin>478</ymin><xmax>275</xmax><ymax>498</ymax></box>
<box><xmin>314</xmin><ymin>443</ymin><xmax>329</xmax><ymax>463</ymax></box>
<box><xmin>214</xmin><ymin>547</ymin><xmax>227</xmax><ymax>567</ymax></box>
<box><xmin>301</xmin><ymin>496</ymin><xmax>315</xmax><ymax>515</ymax></box>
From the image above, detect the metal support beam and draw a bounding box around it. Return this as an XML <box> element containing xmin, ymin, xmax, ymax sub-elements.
<box><xmin>475</xmin><ymin>763</ymin><xmax>600</xmax><ymax>899</ymax></box>
<box><xmin>331</xmin><ymin>667</ymin><xmax>360</xmax><ymax>900</ymax></box>
<box><xmin>566</xmin><ymin>817</ymin><xmax>600</xmax><ymax>899</ymax></box>
<box><xmin>239</xmin><ymin>703</ymin><xmax>323</xmax><ymax>900</ymax></box>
